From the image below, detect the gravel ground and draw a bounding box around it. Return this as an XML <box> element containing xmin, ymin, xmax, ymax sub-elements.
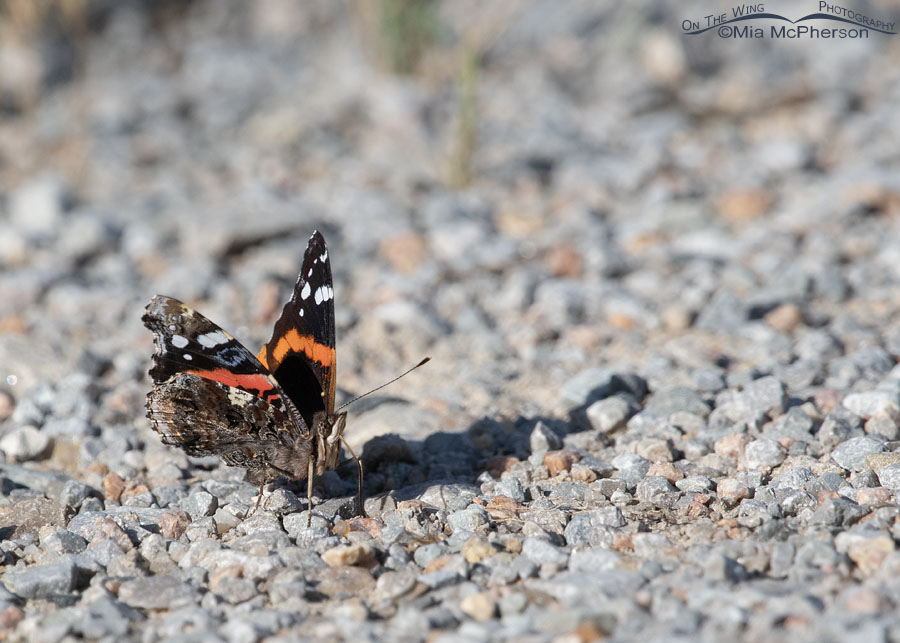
<box><xmin>3</xmin><ymin>1</ymin><xmax>900</xmax><ymax>641</ymax></box>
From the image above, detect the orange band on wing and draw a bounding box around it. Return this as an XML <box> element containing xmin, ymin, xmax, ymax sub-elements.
<box><xmin>258</xmin><ymin>329</ymin><xmax>334</xmax><ymax>371</ymax></box>
<box><xmin>187</xmin><ymin>368</ymin><xmax>276</xmax><ymax>399</ymax></box>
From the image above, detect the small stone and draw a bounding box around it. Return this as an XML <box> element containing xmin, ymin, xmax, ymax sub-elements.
<box><xmin>764</xmin><ymin>303</ymin><xmax>803</xmax><ymax>332</ymax></box>
<box><xmin>413</xmin><ymin>543</ymin><xmax>447</xmax><ymax>568</ymax></box>
<box><xmin>585</xmin><ymin>395</ymin><xmax>640</xmax><ymax>433</ymax></box>
<box><xmin>0</xmin><ymin>390</ymin><xmax>15</xmax><ymax>421</ymax></box>
<box><xmin>570</xmin><ymin>463</ymin><xmax>598</xmax><ymax>483</ymax></box>
<box><xmin>263</xmin><ymin>488</ymin><xmax>303</xmax><ymax>514</ymax></box>
<box><xmin>522</xmin><ymin>537</ymin><xmax>569</xmax><ymax>566</ymax></box>
<box><xmin>461</xmin><ymin>536</ymin><xmax>496</xmax><ymax>563</ymax></box>
<box><xmin>703</xmin><ymin>553</ymin><xmax>748</xmax><ymax>582</ymax></box>
<box><xmin>182</xmin><ymin>491</ymin><xmax>218</xmax><ymax>519</ymax></box>
<box><xmin>847</xmin><ymin>535</ymin><xmax>895</xmax><ymax>576</ymax></box>
<box><xmin>213</xmin><ymin>577</ymin><xmax>258</xmax><ymax>604</ymax></box>
<box><xmin>322</xmin><ymin>543</ymin><xmax>375</xmax><ymax>567</ymax></box>
<box><xmin>717</xmin><ymin>478</ymin><xmax>751</xmax><ymax>505</ymax></box>
<box><xmin>635</xmin><ymin>476</ymin><xmax>677</xmax><ymax>504</ymax></box>
<box><xmin>530</xmin><ymin>422</ymin><xmax>562</xmax><ymax>453</ymax></box>
<box><xmin>447</xmin><ymin>506</ymin><xmax>489</xmax><ymax>532</ymax></box>
<box><xmin>843</xmin><ymin>391</ymin><xmax>900</xmax><ymax>418</ymax></box>
<box><xmin>857</xmin><ymin>488</ymin><xmax>892</xmax><ymax>505</ymax></box>
<box><xmin>0</xmin><ymin>497</ymin><xmax>68</xmax><ymax>539</ymax></box>
<box><xmin>675</xmin><ymin>476</ymin><xmax>715</xmax><ymax>493</ymax></box>
<box><xmin>59</xmin><ymin>479</ymin><xmax>94</xmax><ymax>509</ymax></box>
<box><xmin>0</xmin><ymin>425</ymin><xmax>52</xmax><ymax>461</ymax></box>
<box><xmin>635</xmin><ymin>438</ymin><xmax>675</xmax><ymax>463</ymax></box>
<box><xmin>876</xmin><ymin>463</ymin><xmax>900</xmax><ymax>490</ymax></box>
<box><xmin>103</xmin><ymin>472</ymin><xmax>125</xmax><ymax>502</ymax></box>
<box><xmin>159</xmin><ymin>509</ymin><xmax>192</xmax><ymax>540</ymax></box>
<box><xmin>460</xmin><ymin>591</ymin><xmax>497</xmax><ymax>621</ymax></box>
<box><xmin>40</xmin><ymin>529</ymin><xmax>87</xmax><ymax>555</ymax></box>
<box><xmin>715</xmin><ymin>433</ymin><xmax>752</xmax><ymax>461</ymax></box>
<box><xmin>118</xmin><ymin>575</ymin><xmax>199</xmax><ymax>610</ymax></box>
<box><xmin>645</xmin><ymin>387</ymin><xmax>710</xmax><ymax>418</ymax></box>
<box><xmin>560</xmin><ymin>369</ymin><xmax>646</xmax><ymax>409</ymax></box>
<box><xmin>866</xmin><ymin>452</ymin><xmax>900</xmax><ymax>470</ymax></box>
<box><xmin>832</xmin><ymin>436</ymin><xmax>885</xmax><ymax>472</ymax></box>
<box><xmin>647</xmin><ymin>462</ymin><xmax>683</xmax><ymax>483</ymax></box>
<box><xmin>569</xmin><ymin>548</ymin><xmax>621</xmax><ymax>573</ymax></box>
<box><xmin>544</xmin><ymin>450</ymin><xmax>579</xmax><ymax>476</ymax></box>
<box><xmin>742</xmin><ymin>438</ymin><xmax>786</xmax><ymax>471</ymax></box>
<box><xmin>3</xmin><ymin>561</ymin><xmax>79</xmax><ymax>598</ymax></box>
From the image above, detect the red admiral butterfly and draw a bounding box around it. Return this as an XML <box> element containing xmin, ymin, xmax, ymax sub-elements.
<box><xmin>143</xmin><ymin>231</ymin><xmax>426</xmax><ymax>524</ymax></box>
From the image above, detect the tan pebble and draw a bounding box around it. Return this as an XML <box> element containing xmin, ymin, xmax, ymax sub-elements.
<box><xmin>716</xmin><ymin>478</ymin><xmax>750</xmax><ymax>505</ymax></box>
<box><xmin>462</xmin><ymin>536</ymin><xmax>496</xmax><ymax>564</ymax></box>
<box><xmin>543</xmin><ymin>451</ymin><xmax>579</xmax><ymax>477</ymax></box>
<box><xmin>716</xmin><ymin>187</ymin><xmax>772</xmax><ymax>222</ymax></box>
<box><xmin>0</xmin><ymin>606</ymin><xmax>24</xmax><ymax>630</ymax></box>
<box><xmin>866</xmin><ymin>452</ymin><xmax>900</xmax><ymax>470</ymax></box>
<box><xmin>158</xmin><ymin>510</ymin><xmax>192</xmax><ymax>540</ymax></box>
<box><xmin>103</xmin><ymin>472</ymin><xmax>125</xmax><ymax>502</ymax></box>
<box><xmin>856</xmin><ymin>487</ymin><xmax>893</xmax><ymax>506</ymax></box>
<box><xmin>544</xmin><ymin>242</ymin><xmax>583</xmax><ymax>278</ymax></box>
<box><xmin>842</xmin><ymin>587</ymin><xmax>884</xmax><ymax>613</ymax></box>
<box><xmin>714</xmin><ymin>433</ymin><xmax>752</xmax><ymax>460</ymax></box>
<box><xmin>209</xmin><ymin>564</ymin><xmax>243</xmax><ymax>591</ymax></box>
<box><xmin>322</xmin><ymin>543</ymin><xmax>375</xmax><ymax>567</ymax></box>
<box><xmin>847</xmin><ymin>536</ymin><xmax>894</xmax><ymax>576</ymax></box>
<box><xmin>378</xmin><ymin>232</ymin><xmax>427</xmax><ymax>273</ymax></box>
<box><xmin>485</xmin><ymin>455</ymin><xmax>519</xmax><ymax>477</ymax></box>
<box><xmin>764</xmin><ymin>303</ymin><xmax>803</xmax><ymax>332</ymax></box>
<box><xmin>647</xmin><ymin>462</ymin><xmax>684</xmax><ymax>483</ymax></box>
<box><xmin>570</xmin><ymin>463</ymin><xmax>597</xmax><ymax>483</ymax></box>
<box><xmin>0</xmin><ymin>391</ymin><xmax>14</xmax><ymax>421</ymax></box>
<box><xmin>813</xmin><ymin>390</ymin><xmax>842</xmax><ymax>415</ymax></box>
<box><xmin>424</xmin><ymin>554</ymin><xmax>451</xmax><ymax>574</ymax></box>
<box><xmin>460</xmin><ymin>592</ymin><xmax>497</xmax><ymax>621</ymax></box>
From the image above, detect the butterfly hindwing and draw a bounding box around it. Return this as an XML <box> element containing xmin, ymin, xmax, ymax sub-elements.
<box><xmin>146</xmin><ymin>373</ymin><xmax>312</xmax><ymax>485</ymax></box>
<box><xmin>257</xmin><ymin>230</ymin><xmax>337</xmax><ymax>426</ymax></box>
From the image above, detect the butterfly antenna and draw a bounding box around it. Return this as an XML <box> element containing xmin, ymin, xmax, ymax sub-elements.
<box><xmin>336</xmin><ymin>357</ymin><xmax>431</xmax><ymax>412</ymax></box>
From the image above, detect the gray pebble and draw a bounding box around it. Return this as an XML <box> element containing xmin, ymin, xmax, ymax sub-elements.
<box><xmin>876</xmin><ymin>463</ymin><xmax>900</xmax><ymax>490</ymax></box>
<box><xmin>3</xmin><ymin>560</ymin><xmax>79</xmax><ymax>598</ymax></box>
<box><xmin>645</xmin><ymin>386</ymin><xmax>711</xmax><ymax>418</ymax></box>
<box><xmin>743</xmin><ymin>438</ymin><xmax>786</xmax><ymax>470</ymax></box>
<box><xmin>529</xmin><ymin>421</ymin><xmax>562</xmax><ymax>453</ymax></box>
<box><xmin>118</xmin><ymin>575</ymin><xmax>199</xmax><ymax>610</ymax></box>
<box><xmin>522</xmin><ymin>537</ymin><xmax>569</xmax><ymax>566</ymax></box>
<box><xmin>635</xmin><ymin>476</ymin><xmax>677</xmax><ymax>504</ymax></box>
<box><xmin>832</xmin><ymin>436</ymin><xmax>886</xmax><ymax>472</ymax></box>
<box><xmin>181</xmin><ymin>491</ymin><xmax>218</xmax><ymax>519</ymax></box>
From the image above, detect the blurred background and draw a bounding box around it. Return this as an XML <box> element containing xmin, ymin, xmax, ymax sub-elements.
<box><xmin>1</xmin><ymin>0</ymin><xmax>900</xmax><ymax>451</ymax></box>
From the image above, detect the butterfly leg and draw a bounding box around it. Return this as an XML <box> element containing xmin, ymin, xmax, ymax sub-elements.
<box><xmin>340</xmin><ymin>437</ymin><xmax>367</xmax><ymax>519</ymax></box>
<box><xmin>306</xmin><ymin>456</ymin><xmax>315</xmax><ymax>527</ymax></box>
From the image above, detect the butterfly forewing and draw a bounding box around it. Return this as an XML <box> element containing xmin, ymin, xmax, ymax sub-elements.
<box><xmin>257</xmin><ymin>230</ymin><xmax>337</xmax><ymax>425</ymax></box>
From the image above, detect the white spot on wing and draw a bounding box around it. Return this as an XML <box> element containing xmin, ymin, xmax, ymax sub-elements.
<box><xmin>299</xmin><ymin>308</ymin><xmax>304</xmax><ymax>317</ymax></box>
<box><xmin>314</xmin><ymin>285</ymin><xmax>333</xmax><ymax>305</ymax></box>
<box><xmin>308</xmin><ymin>268</ymin><xmax>313</xmax><ymax>277</ymax></box>
<box><xmin>300</xmin><ymin>281</ymin><xmax>311</xmax><ymax>300</ymax></box>
<box><xmin>198</xmin><ymin>330</ymin><xmax>229</xmax><ymax>348</ymax></box>
<box><xmin>320</xmin><ymin>251</ymin><xmax>327</xmax><ymax>262</ymax></box>
<box><xmin>183</xmin><ymin>353</ymin><xmax>192</xmax><ymax>361</ymax></box>
<box><xmin>171</xmin><ymin>335</ymin><xmax>189</xmax><ymax>348</ymax></box>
